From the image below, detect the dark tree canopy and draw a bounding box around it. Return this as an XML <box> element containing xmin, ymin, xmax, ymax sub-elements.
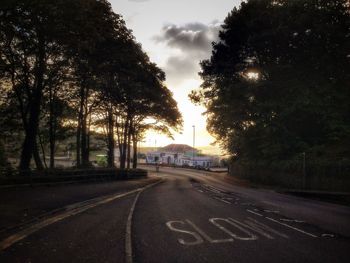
<box><xmin>0</xmin><ymin>0</ymin><xmax>182</xmax><ymax>171</ymax></box>
<box><xmin>192</xmin><ymin>0</ymin><xmax>350</xmax><ymax>164</ymax></box>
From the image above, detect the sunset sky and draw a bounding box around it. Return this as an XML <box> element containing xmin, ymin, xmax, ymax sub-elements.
<box><xmin>109</xmin><ymin>0</ymin><xmax>240</xmax><ymax>153</ymax></box>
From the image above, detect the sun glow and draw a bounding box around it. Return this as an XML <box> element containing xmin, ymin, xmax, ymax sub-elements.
<box><xmin>246</xmin><ymin>71</ymin><xmax>259</xmax><ymax>80</ymax></box>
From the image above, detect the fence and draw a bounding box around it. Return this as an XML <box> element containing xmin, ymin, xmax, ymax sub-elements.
<box><xmin>230</xmin><ymin>157</ymin><xmax>350</xmax><ymax>192</ymax></box>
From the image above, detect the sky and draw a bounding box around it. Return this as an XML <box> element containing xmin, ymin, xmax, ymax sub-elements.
<box><xmin>109</xmin><ymin>0</ymin><xmax>241</xmax><ymax>153</ymax></box>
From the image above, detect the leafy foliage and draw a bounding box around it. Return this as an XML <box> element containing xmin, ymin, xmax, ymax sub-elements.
<box><xmin>192</xmin><ymin>0</ymin><xmax>350</xmax><ymax>164</ymax></box>
<box><xmin>0</xmin><ymin>0</ymin><xmax>182</xmax><ymax>171</ymax></box>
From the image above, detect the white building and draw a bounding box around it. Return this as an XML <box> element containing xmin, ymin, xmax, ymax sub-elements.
<box><xmin>146</xmin><ymin>144</ymin><xmax>217</xmax><ymax>168</ymax></box>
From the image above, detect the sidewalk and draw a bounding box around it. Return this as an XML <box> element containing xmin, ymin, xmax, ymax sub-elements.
<box><xmin>0</xmin><ymin>175</ymin><xmax>160</xmax><ymax>237</ymax></box>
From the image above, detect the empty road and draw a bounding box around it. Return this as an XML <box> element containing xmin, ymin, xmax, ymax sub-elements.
<box><xmin>0</xmin><ymin>167</ymin><xmax>349</xmax><ymax>262</ymax></box>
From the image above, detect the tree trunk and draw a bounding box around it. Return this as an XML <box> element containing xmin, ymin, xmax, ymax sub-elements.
<box><xmin>120</xmin><ymin>118</ymin><xmax>129</xmax><ymax>169</ymax></box>
<box><xmin>127</xmin><ymin>125</ymin><xmax>131</xmax><ymax>169</ymax></box>
<box><xmin>81</xmin><ymin>87</ymin><xmax>90</xmax><ymax>167</ymax></box>
<box><xmin>49</xmin><ymin>135</ymin><xmax>55</xmax><ymax>169</ymax></box>
<box><xmin>33</xmin><ymin>139</ymin><xmax>44</xmax><ymax>170</ymax></box>
<box><xmin>76</xmin><ymin>85</ymin><xmax>85</xmax><ymax>167</ymax></box>
<box><xmin>116</xmin><ymin>117</ymin><xmax>122</xmax><ymax>169</ymax></box>
<box><xmin>19</xmin><ymin>47</ymin><xmax>45</xmax><ymax>171</ymax></box>
<box><xmin>38</xmin><ymin>133</ymin><xmax>48</xmax><ymax>169</ymax></box>
<box><xmin>19</xmin><ymin>94</ymin><xmax>43</xmax><ymax>171</ymax></box>
<box><xmin>107</xmin><ymin>107</ymin><xmax>115</xmax><ymax>167</ymax></box>
<box><xmin>81</xmin><ymin>114</ymin><xmax>89</xmax><ymax>167</ymax></box>
<box><xmin>76</xmin><ymin>120</ymin><xmax>81</xmax><ymax>167</ymax></box>
<box><xmin>49</xmin><ymin>89</ymin><xmax>54</xmax><ymax>169</ymax></box>
<box><xmin>132</xmin><ymin>131</ymin><xmax>138</xmax><ymax>169</ymax></box>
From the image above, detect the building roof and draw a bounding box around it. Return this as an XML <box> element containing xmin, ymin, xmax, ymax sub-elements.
<box><xmin>161</xmin><ymin>144</ymin><xmax>198</xmax><ymax>153</ymax></box>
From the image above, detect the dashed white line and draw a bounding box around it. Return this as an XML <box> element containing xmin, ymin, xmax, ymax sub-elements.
<box><xmin>264</xmin><ymin>209</ymin><xmax>280</xmax><ymax>213</ymax></box>
<box><xmin>265</xmin><ymin>217</ymin><xmax>317</xmax><ymax>238</ymax></box>
<box><xmin>280</xmin><ymin>218</ymin><xmax>305</xmax><ymax>223</ymax></box>
<box><xmin>214</xmin><ymin>197</ymin><xmax>231</xmax><ymax>204</ymax></box>
<box><xmin>246</xmin><ymin>209</ymin><xmax>263</xmax><ymax>217</ymax></box>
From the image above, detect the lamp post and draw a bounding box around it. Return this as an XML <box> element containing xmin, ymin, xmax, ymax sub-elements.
<box><xmin>192</xmin><ymin>125</ymin><xmax>195</xmax><ymax>167</ymax></box>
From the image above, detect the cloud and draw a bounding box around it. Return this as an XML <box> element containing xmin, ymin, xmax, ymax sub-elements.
<box><xmin>154</xmin><ymin>21</ymin><xmax>222</xmax><ymax>84</ymax></box>
<box><xmin>155</xmin><ymin>22</ymin><xmax>221</xmax><ymax>52</ymax></box>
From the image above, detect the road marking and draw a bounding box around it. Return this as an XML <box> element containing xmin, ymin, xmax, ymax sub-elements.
<box><xmin>0</xmin><ymin>180</ymin><xmax>162</xmax><ymax>252</ymax></box>
<box><xmin>166</xmin><ymin>221</ymin><xmax>204</xmax><ymax>245</ymax></box>
<box><xmin>264</xmin><ymin>210</ymin><xmax>280</xmax><ymax>213</ymax></box>
<box><xmin>167</xmin><ymin>217</ymin><xmax>290</xmax><ymax>245</ymax></box>
<box><xmin>243</xmin><ymin>217</ymin><xmax>289</xmax><ymax>239</ymax></box>
<box><xmin>186</xmin><ymin>219</ymin><xmax>234</xmax><ymax>244</ymax></box>
<box><xmin>125</xmin><ymin>191</ymin><xmax>141</xmax><ymax>263</ymax></box>
<box><xmin>210</xmin><ymin>218</ymin><xmax>257</xmax><ymax>241</ymax></box>
<box><xmin>125</xmin><ymin>180</ymin><xmax>163</xmax><ymax>263</ymax></box>
<box><xmin>265</xmin><ymin>217</ymin><xmax>317</xmax><ymax>238</ymax></box>
<box><xmin>322</xmin><ymin>233</ymin><xmax>335</xmax><ymax>238</ymax></box>
<box><xmin>204</xmin><ymin>185</ymin><xmax>222</xmax><ymax>194</ymax></box>
<box><xmin>280</xmin><ymin>218</ymin><xmax>305</xmax><ymax>223</ymax></box>
<box><xmin>246</xmin><ymin>209</ymin><xmax>263</xmax><ymax>217</ymax></box>
<box><xmin>214</xmin><ymin>197</ymin><xmax>231</xmax><ymax>204</ymax></box>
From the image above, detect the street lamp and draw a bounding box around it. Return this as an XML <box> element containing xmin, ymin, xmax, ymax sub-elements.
<box><xmin>192</xmin><ymin>125</ymin><xmax>195</xmax><ymax>167</ymax></box>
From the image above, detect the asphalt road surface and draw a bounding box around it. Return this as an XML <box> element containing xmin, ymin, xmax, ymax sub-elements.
<box><xmin>1</xmin><ymin>167</ymin><xmax>349</xmax><ymax>263</ymax></box>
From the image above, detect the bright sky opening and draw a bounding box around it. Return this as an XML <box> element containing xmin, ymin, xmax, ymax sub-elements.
<box><xmin>109</xmin><ymin>0</ymin><xmax>240</xmax><ymax>153</ymax></box>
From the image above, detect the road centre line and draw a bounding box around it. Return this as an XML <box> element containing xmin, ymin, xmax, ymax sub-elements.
<box><xmin>0</xmin><ymin>179</ymin><xmax>163</xmax><ymax>252</ymax></box>
<box><xmin>125</xmin><ymin>192</ymin><xmax>141</xmax><ymax>263</ymax></box>
<box><xmin>265</xmin><ymin>217</ymin><xmax>317</xmax><ymax>238</ymax></box>
<box><xmin>125</xmin><ymin>179</ymin><xmax>163</xmax><ymax>263</ymax></box>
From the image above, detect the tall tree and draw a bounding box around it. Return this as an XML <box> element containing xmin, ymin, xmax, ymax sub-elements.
<box><xmin>192</xmin><ymin>0</ymin><xmax>350</xmax><ymax>164</ymax></box>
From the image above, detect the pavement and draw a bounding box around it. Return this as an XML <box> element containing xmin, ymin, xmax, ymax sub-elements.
<box><xmin>0</xmin><ymin>167</ymin><xmax>349</xmax><ymax>262</ymax></box>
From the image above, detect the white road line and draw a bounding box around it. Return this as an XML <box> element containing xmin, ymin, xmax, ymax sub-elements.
<box><xmin>265</xmin><ymin>217</ymin><xmax>317</xmax><ymax>238</ymax></box>
<box><xmin>264</xmin><ymin>210</ymin><xmax>280</xmax><ymax>213</ymax></box>
<box><xmin>125</xmin><ymin>180</ymin><xmax>163</xmax><ymax>263</ymax></box>
<box><xmin>245</xmin><ymin>217</ymin><xmax>289</xmax><ymax>239</ymax></box>
<box><xmin>214</xmin><ymin>197</ymin><xmax>231</xmax><ymax>204</ymax></box>
<box><xmin>0</xmin><ymin>180</ymin><xmax>162</xmax><ymax>252</ymax></box>
<box><xmin>125</xmin><ymin>191</ymin><xmax>141</xmax><ymax>263</ymax></box>
<box><xmin>246</xmin><ymin>209</ymin><xmax>263</xmax><ymax>217</ymax></box>
<box><xmin>186</xmin><ymin>219</ymin><xmax>234</xmax><ymax>243</ymax></box>
<box><xmin>280</xmin><ymin>218</ymin><xmax>305</xmax><ymax>223</ymax></box>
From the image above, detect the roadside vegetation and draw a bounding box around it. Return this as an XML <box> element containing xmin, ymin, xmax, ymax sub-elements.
<box><xmin>0</xmin><ymin>0</ymin><xmax>182</xmax><ymax>175</ymax></box>
<box><xmin>191</xmin><ymin>0</ymin><xmax>350</xmax><ymax>190</ymax></box>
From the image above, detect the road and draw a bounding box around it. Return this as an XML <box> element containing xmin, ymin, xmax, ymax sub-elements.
<box><xmin>0</xmin><ymin>167</ymin><xmax>349</xmax><ymax>262</ymax></box>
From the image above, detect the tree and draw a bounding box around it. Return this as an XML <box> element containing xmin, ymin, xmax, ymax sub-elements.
<box><xmin>1</xmin><ymin>0</ymin><xmax>182</xmax><ymax>172</ymax></box>
<box><xmin>192</xmin><ymin>0</ymin><xmax>350</xmax><ymax>165</ymax></box>
<box><xmin>0</xmin><ymin>0</ymin><xmax>127</xmax><ymax>171</ymax></box>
